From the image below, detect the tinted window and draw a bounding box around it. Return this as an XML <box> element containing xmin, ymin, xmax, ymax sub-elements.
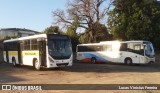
<box><xmin>127</xmin><ymin>43</ymin><xmax>144</xmax><ymax>55</ymax></box>
<box><xmin>120</xmin><ymin>43</ymin><xmax>127</xmax><ymax>51</ymax></box>
<box><xmin>78</xmin><ymin>45</ymin><xmax>103</xmax><ymax>52</ymax></box>
<box><xmin>5</xmin><ymin>42</ymin><xmax>19</xmax><ymax>51</ymax></box>
<box><xmin>78</xmin><ymin>46</ymin><xmax>94</xmax><ymax>52</ymax></box>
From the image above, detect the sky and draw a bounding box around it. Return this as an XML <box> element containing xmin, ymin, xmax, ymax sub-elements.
<box><xmin>0</xmin><ymin>0</ymin><xmax>67</xmax><ymax>32</ymax></box>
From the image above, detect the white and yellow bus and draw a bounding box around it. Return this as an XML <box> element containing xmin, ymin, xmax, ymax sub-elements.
<box><xmin>3</xmin><ymin>34</ymin><xmax>73</xmax><ymax>70</ymax></box>
<box><xmin>77</xmin><ymin>41</ymin><xmax>155</xmax><ymax>65</ymax></box>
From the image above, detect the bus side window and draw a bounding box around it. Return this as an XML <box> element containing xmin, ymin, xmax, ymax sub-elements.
<box><xmin>120</xmin><ymin>43</ymin><xmax>127</xmax><ymax>51</ymax></box>
<box><xmin>12</xmin><ymin>42</ymin><xmax>18</xmax><ymax>51</ymax></box>
<box><xmin>94</xmin><ymin>46</ymin><xmax>102</xmax><ymax>51</ymax></box>
<box><xmin>134</xmin><ymin>44</ymin><xmax>142</xmax><ymax>54</ymax></box>
<box><xmin>86</xmin><ymin>46</ymin><xmax>94</xmax><ymax>52</ymax></box>
<box><xmin>9</xmin><ymin>43</ymin><xmax>12</xmax><ymax>51</ymax></box>
<box><xmin>78</xmin><ymin>46</ymin><xmax>94</xmax><ymax>52</ymax></box>
<box><xmin>77</xmin><ymin>46</ymin><xmax>85</xmax><ymax>52</ymax></box>
<box><xmin>134</xmin><ymin>45</ymin><xmax>141</xmax><ymax>51</ymax></box>
<box><xmin>127</xmin><ymin>43</ymin><xmax>134</xmax><ymax>52</ymax></box>
<box><xmin>103</xmin><ymin>45</ymin><xmax>112</xmax><ymax>51</ymax></box>
<box><xmin>31</xmin><ymin>39</ymin><xmax>38</xmax><ymax>50</ymax></box>
<box><xmin>24</xmin><ymin>40</ymin><xmax>30</xmax><ymax>50</ymax></box>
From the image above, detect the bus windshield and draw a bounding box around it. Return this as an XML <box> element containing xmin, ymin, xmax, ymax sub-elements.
<box><xmin>48</xmin><ymin>39</ymin><xmax>72</xmax><ymax>59</ymax></box>
<box><xmin>145</xmin><ymin>42</ymin><xmax>155</xmax><ymax>58</ymax></box>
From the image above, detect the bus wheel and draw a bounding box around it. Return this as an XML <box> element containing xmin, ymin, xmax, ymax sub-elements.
<box><xmin>149</xmin><ymin>61</ymin><xmax>154</xmax><ymax>64</ymax></box>
<box><xmin>125</xmin><ymin>58</ymin><xmax>132</xmax><ymax>65</ymax></box>
<box><xmin>34</xmin><ymin>60</ymin><xmax>41</xmax><ymax>70</ymax></box>
<box><xmin>12</xmin><ymin>58</ymin><xmax>17</xmax><ymax>66</ymax></box>
<box><xmin>91</xmin><ymin>58</ymin><xmax>96</xmax><ymax>64</ymax></box>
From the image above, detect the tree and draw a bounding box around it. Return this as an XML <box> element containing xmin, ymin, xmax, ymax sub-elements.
<box><xmin>66</xmin><ymin>16</ymin><xmax>79</xmax><ymax>51</ymax></box>
<box><xmin>43</xmin><ymin>26</ymin><xmax>61</xmax><ymax>34</ymax></box>
<box><xmin>79</xmin><ymin>23</ymin><xmax>113</xmax><ymax>43</ymax></box>
<box><xmin>108</xmin><ymin>0</ymin><xmax>160</xmax><ymax>49</ymax></box>
<box><xmin>79</xmin><ymin>32</ymin><xmax>90</xmax><ymax>44</ymax></box>
<box><xmin>92</xmin><ymin>23</ymin><xmax>113</xmax><ymax>42</ymax></box>
<box><xmin>66</xmin><ymin>16</ymin><xmax>79</xmax><ymax>37</ymax></box>
<box><xmin>0</xmin><ymin>35</ymin><xmax>19</xmax><ymax>43</ymax></box>
<box><xmin>53</xmin><ymin>0</ymin><xmax>114</xmax><ymax>43</ymax></box>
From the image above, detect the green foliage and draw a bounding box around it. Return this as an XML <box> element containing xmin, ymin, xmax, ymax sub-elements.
<box><xmin>66</xmin><ymin>27</ymin><xmax>76</xmax><ymax>37</ymax></box>
<box><xmin>0</xmin><ymin>35</ymin><xmax>19</xmax><ymax>43</ymax></box>
<box><xmin>79</xmin><ymin>32</ymin><xmax>90</xmax><ymax>44</ymax></box>
<box><xmin>43</xmin><ymin>26</ymin><xmax>60</xmax><ymax>34</ymax></box>
<box><xmin>108</xmin><ymin>0</ymin><xmax>160</xmax><ymax>49</ymax></box>
<box><xmin>66</xmin><ymin>16</ymin><xmax>79</xmax><ymax>52</ymax></box>
<box><xmin>79</xmin><ymin>23</ymin><xmax>113</xmax><ymax>43</ymax></box>
<box><xmin>66</xmin><ymin>28</ymin><xmax>79</xmax><ymax>52</ymax></box>
<box><xmin>93</xmin><ymin>23</ymin><xmax>113</xmax><ymax>43</ymax></box>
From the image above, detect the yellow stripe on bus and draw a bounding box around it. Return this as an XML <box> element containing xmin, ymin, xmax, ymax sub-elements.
<box><xmin>22</xmin><ymin>51</ymin><xmax>39</xmax><ymax>57</ymax></box>
<box><xmin>8</xmin><ymin>51</ymin><xmax>18</xmax><ymax>56</ymax></box>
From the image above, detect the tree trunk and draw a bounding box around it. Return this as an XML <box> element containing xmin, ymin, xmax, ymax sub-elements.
<box><xmin>89</xmin><ymin>31</ymin><xmax>94</xmax><ymax>43</ymax></box>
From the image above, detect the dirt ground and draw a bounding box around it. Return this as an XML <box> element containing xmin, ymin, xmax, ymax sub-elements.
<box><xmin>0</xmin><ymin>61</ymin><xmax>160</xmax><ymax>84</ymax></box>
<box><xmin>0</xmin><ymin>54</ymin><xmax>160</xmax><ymax>93</ymax></box>
<box><xmin>0</xmin><ymin>62</ymin><xmax>160</xmax><ymax>93</ymax></box>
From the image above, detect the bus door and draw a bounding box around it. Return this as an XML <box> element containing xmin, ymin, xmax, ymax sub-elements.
<box><xmin>18</xmin><ymin>42</ymin><xmax>23</xmax><ymax>65</ymax></box>
<box><xmin>38</xmin><ymin>40</ymin><xmax>46</xmax><ymax>67</ymax></box>
<box><xmin>132</xmin><ymin>44</ymin><xmax>141</xmax><ymax>63</ymax></box>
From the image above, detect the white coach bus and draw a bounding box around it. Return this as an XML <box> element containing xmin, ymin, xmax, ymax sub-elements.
<box><xmin>3</xmin><ymin>34</ymin><xmax>73</xmax><ymax>70</ymax></box>
<box><xmin>76</xmin><ymin>41</ymin><xmax>155</xmax><ymax>65</ymax></box>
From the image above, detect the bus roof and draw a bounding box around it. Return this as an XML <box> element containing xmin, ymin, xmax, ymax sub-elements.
<box><xmin>77</xmin><ymin>43</ymin><xmax>103</xmax><ymax>46</ymax></box>
<box><xmin>78</xmin><ymin>40</ymin><xmax>150</xmax><ymax>46</ymax></box>
<box><xmin>3</xmin><ymin>34</ymin><xmax>47</xmax><ymax>43</ymax></box>
<box><xmin>100</xmin><ymin>40</ymin><xmax>148</xmax><ymax>43</ymax></box>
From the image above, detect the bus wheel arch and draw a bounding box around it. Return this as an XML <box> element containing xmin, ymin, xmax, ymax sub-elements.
<box><xmin>12</xmin><ymin>57</ymin><xmax>17</xmax><ymax>66</ymax></box>
<box><xmin>91</xmin><ymin>57</ymin><xmax>96</xmax><ymax>64</ymax></box>
<box><xmin>33</xmin><ymin>58</ymin><xmax>41</xmax><ymax>70</ymax></box>
<box><xmin>125</xmin><ymin>57</ymin><xmax>132</xmax><ymax>65</ymax></box>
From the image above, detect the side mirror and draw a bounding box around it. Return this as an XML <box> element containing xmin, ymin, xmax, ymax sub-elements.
<box><xmin>143</xmin><ymin>45</ymin><xmax>147</xmax><ymax>50</ymax></box>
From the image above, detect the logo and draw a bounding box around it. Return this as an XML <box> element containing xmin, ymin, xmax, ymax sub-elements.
<box><xmin>2</xmin><ymin>85</ymin><xmax>11</xmax><ymax>90</ymax></box>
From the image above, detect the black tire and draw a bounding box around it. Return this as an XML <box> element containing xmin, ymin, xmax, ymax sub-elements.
<box><xmin>149</xmin><ymin>61</ymin><xmax>154</xmax><ymax>65</ymax></box>
<box><xmin>34</xmin><ymin>59</ymin><xmax>41</xmax><ymax>70</ymax></box>
<box><xmin>91</xmin><ymin>58</ymin><xmax>96</xmax><ymax>64</ymax></box>
<box><xmin>125</xmin><ymin>58</ymin><xmax>132</xmax><ymax>65</ymax></box>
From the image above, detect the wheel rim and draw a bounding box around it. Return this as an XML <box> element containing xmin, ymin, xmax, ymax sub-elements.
<box><xmin>127</xmin><ymin>60</ymin><xmax>131</xmax><ymax>64</ymax></box>
<box><xmin>92</xmin><ymin>58</ymin><xmax>96</xmax><ymax>63</ymax></box>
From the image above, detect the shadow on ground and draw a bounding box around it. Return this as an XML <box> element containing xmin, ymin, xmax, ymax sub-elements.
<box><xmin>63</xmin><ymin>61</ymin><xmax>160</xmax><ymax>73</ymax></box>
<box><xmin>0</xmin><ymin>61</ymin><xmax>160</xmax><ymax>75</ymax></box>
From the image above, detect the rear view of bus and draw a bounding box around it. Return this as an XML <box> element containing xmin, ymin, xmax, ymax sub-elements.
<box><xmin>47</xmin><ymin>34</ymin><xmax>73</xmax><ymax>68</ymax></box>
